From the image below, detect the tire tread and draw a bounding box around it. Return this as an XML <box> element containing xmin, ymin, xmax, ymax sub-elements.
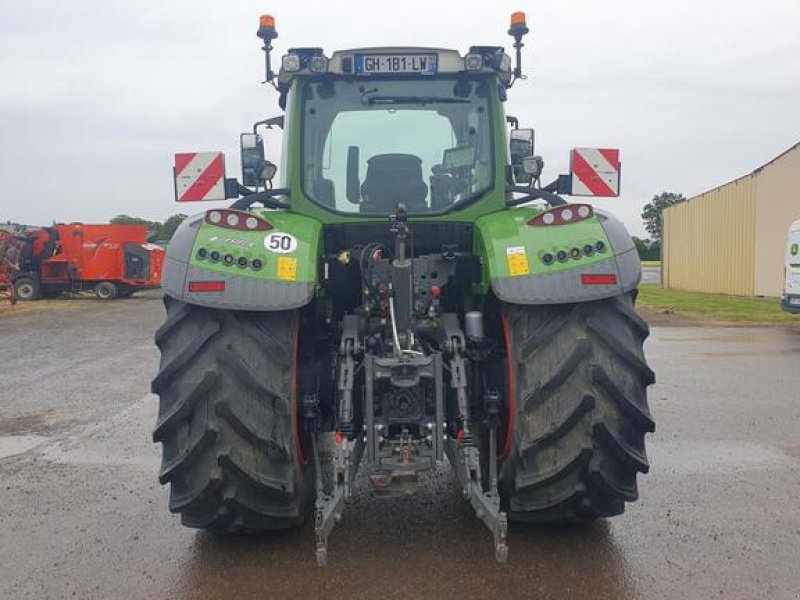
<box><xmin>152</xmin><ymin>298</ymin><xmax>310</xmax><ymax>532</ymax></box>
<box><xmin>502</xmin><ymin>293</ymin><xmax>654</xmax><ymax>523</ymax></box>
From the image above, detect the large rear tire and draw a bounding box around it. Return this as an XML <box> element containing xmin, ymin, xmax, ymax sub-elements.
<box><xmin>499</xmin><ymin>292</ymin><xmax>655</xmax><ymax>523</ymax></box>
<box><xmin>152</xmin><ymin>296</ymin><xmax>313</xmax><ymax>531</ymax></box>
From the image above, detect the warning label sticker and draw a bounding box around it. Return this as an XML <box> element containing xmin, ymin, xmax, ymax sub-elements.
<box><xmin>506</xmin><ymin>246</ymin><xmax>530</xmax><ymax>277</ymax></box>
<box><xmin>277</xmin><ymin>256</ymin><xmax>298</xmax><ymax>281</ymax></box>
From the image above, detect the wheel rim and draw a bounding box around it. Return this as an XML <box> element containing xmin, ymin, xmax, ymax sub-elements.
<box><xmin>97</xmin><ymin>285</ymin><xmax>112</xmax><ymax>299</ymax></box>
<box><xmin>17</xmin><ymin>283</ymin><xmax>34</xmax><ymax>299</ymax></box>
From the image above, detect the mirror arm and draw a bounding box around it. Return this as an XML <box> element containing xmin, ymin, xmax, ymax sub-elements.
<box><xmin>541</xmin><ymin>175</ymin><xmax>574</xmax><ymax>195</ymax></box>
<box><xmin>252</xmin><ymin>115</ymin><xmax>284</xmax><ymax>132</ymax></box>
<box><xmin>229</xmin><ymin>187</ymin><xmax>290</xmax><ymax>210</ymax></box>
<box><xmin>506</xmin><ymin>185</ymin><xmax>568</xmax><ymax>207</ymax></box>
<box><xmin>541</xmin><ymin>178</ymin><xmax>559</xmax><ymax>193</ymax></box>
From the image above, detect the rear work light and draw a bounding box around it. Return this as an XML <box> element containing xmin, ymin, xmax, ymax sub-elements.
<box><xmin>188</xmin><ymin>281</ymin><xmax>226</xmax><ymax>292</ymax></box>
<box><xmin>581</xmin><ymin>273</ymin><xmax>617</xmax><ymax>286</ymax></box>
<box><xmin>528</xmin><ymin>204</ymin><xmax>593</xmax><ymax>226</ymax></box>
<box><xmin>205</xmin><ymin>210</ymin><xmax>272</xmax><ymax>231</ymax></box>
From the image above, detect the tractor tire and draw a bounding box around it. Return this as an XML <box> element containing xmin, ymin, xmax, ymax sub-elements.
<box><xmin>14</xmin><ymin>276</ymin><xmax>40</xmax><ymax>301</ymax></box>
<box><xmin>499</xmin><ymin>292</ymin><xmax>655</xmax><ymax>523</ymax></box>
<box><xmin>151</xmin><ymin>296</ymin><xmax>313</xmax><ymax>532</ymax></box>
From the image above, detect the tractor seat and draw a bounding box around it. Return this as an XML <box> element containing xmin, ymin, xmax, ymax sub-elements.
<box><xmin>360</xmin><ymin>154</ymin><xmax>428</xmax><ymax>213</ymax></box>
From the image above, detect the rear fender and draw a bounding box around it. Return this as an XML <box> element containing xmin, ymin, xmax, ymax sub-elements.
<box><xmin>162</xmin><ymin>210</ymin><xmax>321</xmax><ymax>311</ymax></box>
<box><xmin>474</xmin><ymin>207</ymin><xmax>640</xmax><ymax>304</ymax></box>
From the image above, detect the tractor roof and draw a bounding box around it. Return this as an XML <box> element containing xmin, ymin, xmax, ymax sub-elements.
<box><xmin>278</xmin><ymin>46</ymin><xmax>513</xmax><ymax>87</ymax></box>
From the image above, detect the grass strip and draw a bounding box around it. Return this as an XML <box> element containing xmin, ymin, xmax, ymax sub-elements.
<box><xmin>637</xmin><ymin>284</ymin><xmax>798</xmax><ymax>325</ymax></box>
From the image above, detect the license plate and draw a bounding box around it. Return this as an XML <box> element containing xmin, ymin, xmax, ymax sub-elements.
<box><xmin>355</xmin><ymin>54</ymin><xmax>437</xmax><ymax>75</ymax></box>
<box><xmin>790</xmin><ymin>297</ymin><xmax>800</xmax><ymax>306</ymax></box>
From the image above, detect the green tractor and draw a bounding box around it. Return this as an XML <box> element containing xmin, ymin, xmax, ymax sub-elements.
<box><xmin>153</xmin><ymin>11</ymin><xmax>655</xmax><ymax>565</ymax></box>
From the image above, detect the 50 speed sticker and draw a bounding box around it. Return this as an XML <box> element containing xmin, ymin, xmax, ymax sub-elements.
<box><xmin>506</xmin><ymin>246</ymin><xmax>530</xmax><ymax>277</ymax></box>
<box><xmin>264</xmin><ymin>232</ymin><xmax>298</xmax><ymax>254</ymax></box>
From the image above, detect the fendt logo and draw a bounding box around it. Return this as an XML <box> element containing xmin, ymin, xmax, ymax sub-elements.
<box><xmin>207</xmin><ymin>236</ymin><xmax>254</xmax><ymax>249</ymax></box>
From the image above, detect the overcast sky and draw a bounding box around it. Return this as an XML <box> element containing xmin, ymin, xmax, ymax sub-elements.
<box><xmin>1</xmin><ymin>0</ymin><xmax>798</xmax><ymax>236</ymax></box>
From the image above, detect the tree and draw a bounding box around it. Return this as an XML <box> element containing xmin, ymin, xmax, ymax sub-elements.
<box><xmin>159</xmin><ymin>214</ymin><xmax>188</xmax><ymax>241</ymax></box>
<box><xmin>641</xmin><ymin>192</ymin><xmax>685</xmax><ymax>244</ymax></box>
<box><xmin>632</xmin><ymin>236</ymin><xmax>661</xmax><ymax>261</ymax></box>
<box><xmin>110</xmin><ymin>215</ymin><xmax>154</xmax><ymax>227</ymax></box>
<box><xmin>108</xmin><ymin>214</ymin><xmax>187</xmax><ymax>243</ymax></box>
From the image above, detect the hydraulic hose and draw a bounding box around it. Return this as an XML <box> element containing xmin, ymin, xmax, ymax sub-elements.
<box><xmin>506</xmin><ymin>186</ymin><xmax>568</xmax><ymax>207</ymax></box>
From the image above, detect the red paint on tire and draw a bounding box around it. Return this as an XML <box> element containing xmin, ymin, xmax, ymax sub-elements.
<box><xmin>500</xmin><ymin>309</ymin><xmax>515</xmax><ymax>460</ymax></box>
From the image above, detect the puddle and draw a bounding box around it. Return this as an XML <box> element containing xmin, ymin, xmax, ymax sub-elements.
<box><xmin>784</xmin><ymin>445</ymin><xmax>800</xmax><ymax>460</ymax></box>
<box><xmin>691</xmin><ymin>349</ymin><xmax>796</xmax><ymax>358</ymax></box>
<box><xmin>650</xmin><ymin>439</ymin><xmax>794</xmax><ymax>475</ymax></box>
<box><xmin>0</xmin><ymin>411</ymin><xmax>52</xmax><ymax>435</ymax></box>
<box><xmin>0</xmin><ymin>435</ymin><xmax>48</xmax><ymax>459</ymax></box>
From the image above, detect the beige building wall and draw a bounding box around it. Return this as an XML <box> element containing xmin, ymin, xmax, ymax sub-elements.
<box><xmin>663</xmin><ymin>174</ymin><xmax>756</xmax><ymax>295</ymax></box>
<box><xmin>753</xmin><ymin>146</ymin><xmax>800</xmax><ymax>296</ymax></box>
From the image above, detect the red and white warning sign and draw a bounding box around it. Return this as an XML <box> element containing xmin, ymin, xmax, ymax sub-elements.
<box><xmin>173</xmin><ymin>152</ymin><xmax>226</xmax><ymax>202</ymax></box>
<box><xmin>570</xmin><ymin>148</ymin><xmax>620</xmax><ymax>197</ymax></box>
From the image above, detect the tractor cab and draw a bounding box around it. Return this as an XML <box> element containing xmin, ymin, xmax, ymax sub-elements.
<box><xmin>176</xmin><ymin>14</ymin><xmax>620</xmax><ymax>215</ymax></box>
<box><xmin>275</xmin><ymin>46</ymin><xmax>508</xmax><ymax>217</ymax></box>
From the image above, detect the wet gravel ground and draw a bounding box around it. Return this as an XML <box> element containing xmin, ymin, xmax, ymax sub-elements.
<box><xmin>1</xmin><ymin>293</ymin><xmax>799</xmax><ymax>599</ymax></box>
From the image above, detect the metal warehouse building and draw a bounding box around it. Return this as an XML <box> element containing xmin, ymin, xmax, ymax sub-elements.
<box><xmin>663</xmin><ymin>143</ymin><xmax>800</xmax><ymax>297</ymax></box>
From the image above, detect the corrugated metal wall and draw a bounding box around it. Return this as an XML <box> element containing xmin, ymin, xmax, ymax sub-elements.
<box><xmin>663</xmin><ymin>175</ymin><xmax>756</xmax><ymax>295</ymax></box>
<box><xmin>753</xmin><ymin>146</ymin><xmax>800</xmax><ymax>296</ymax></box>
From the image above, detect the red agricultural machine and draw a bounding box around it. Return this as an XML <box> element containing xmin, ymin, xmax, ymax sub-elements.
<box><xmin>0</xmin><ymin>230</ymin><xmax>24</xmax><ymax>306</ymax></box>
<box><xmin>3</xmin><ymin>223</ymin><xmax>165</xmax><ymax>300</ymax></box>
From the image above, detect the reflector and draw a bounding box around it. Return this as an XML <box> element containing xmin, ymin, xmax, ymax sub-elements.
<box><xmin>188</xmin><ymin>281</ymin><xmax>226</xmax><ymax>292</ymax></box>
<box><xmin>581</xmin><ymin>274</ymin><xmax>617</xmax><ymax>285</ymax></box>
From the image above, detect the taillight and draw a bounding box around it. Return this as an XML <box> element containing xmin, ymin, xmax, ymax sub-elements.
<box><xmin>581</xmin><ymin>273</ymin><xmax>617</xmax><ymax>285</ymax></box>
<box><xmin>529</xmin><ymin>204</ymin><xmax>593</xmax><ymax>226</ymax></box>
<box><xmin>205</xmin><ymin>209</ymin><xmax>272</xmax><ymax>231</ymax></box>
<box><xmin>188</xmin><ymin>281</ymin><xmax>226</xmax><ymax>292</ymax></box>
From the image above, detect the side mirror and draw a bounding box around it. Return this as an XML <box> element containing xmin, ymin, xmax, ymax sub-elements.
<box><xmin>509</xmin><ymin>128</ymin><xmax>535</xmax><ymax>184</ymax></box>
<box><xmin>240</xmin><ymin>133</ymin><xmax>270</xmax><ymax>187</ymax></box>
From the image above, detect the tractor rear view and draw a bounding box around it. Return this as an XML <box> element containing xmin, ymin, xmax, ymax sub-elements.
<box><xmin>152</xmin><ymin>11</ymin><xmax>655</xmax><ymax>565</ymax></box>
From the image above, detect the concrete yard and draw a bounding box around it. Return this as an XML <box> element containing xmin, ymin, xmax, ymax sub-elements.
<box><xmin>1</xmin><ymin>292</ymin><xmax>799</xmax><ymax>599</ymax></box>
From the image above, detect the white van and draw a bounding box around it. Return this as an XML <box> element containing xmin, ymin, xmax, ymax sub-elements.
<box><xmin>782</xmin><ymin>219</ymin><xmax>800</xmax><ymax>313</ymax></box>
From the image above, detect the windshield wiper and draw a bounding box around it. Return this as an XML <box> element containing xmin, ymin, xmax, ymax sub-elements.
<box><xmin>362</xmin><ymin>95</ymin><xmax>470</xmax><ymax>106</ymax></box>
